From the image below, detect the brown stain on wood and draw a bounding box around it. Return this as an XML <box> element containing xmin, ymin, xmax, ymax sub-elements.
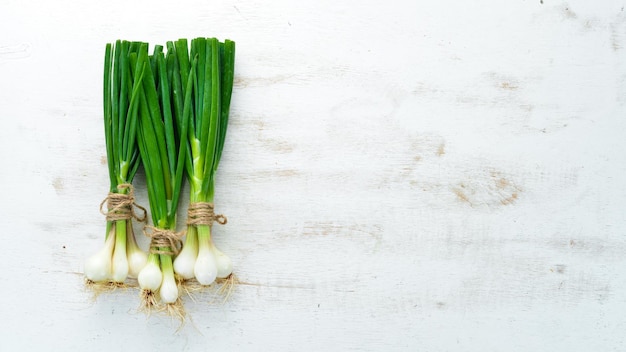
<box><xmin>408</xmin><ymin>136</ymin><xmax>446</xmax><ymax>167</ymax></box>
<box><xmin>261</xmin><ymin>137</ymin><xmax>294</xmax><ymax>153</ymax></box>
<box><xmin>233</xmin><ymin>74</ymin><xmax>294</xmax><ymax>88</ymax></box>
<box><xmin>301</xmin><ymin>222</ymin><xmax>383</xmax><ymax>248</ymax></box>
<box><xmin>452</xmin><ymin>171</ymin><xmax>521</xmax><ymax>208</ymax></box>
<box><xmin>500</xmin><ymin>192</ymin><xmax>518</xmax><ymax>206</ymax></box>
<box><xmin>610</xmin><ymin>20</ymin><xmax>624</xmax><ymax>51</ymax></box>
<box><xmin>239</xmin><ymin>116</ymin><xmax>293</xmax><ymax>153</ymax></box>
<box><xmin>496</xmin><ymin>177</ymin><xmax>509</xmax><ymax>189</ymax></box>
<box><xmin>453</xmin><ymin>186</ymin><xmax>472</xmax><ymax>205</ymax></box>
<box><xmin>437</xmin><ymin>143</ymin><xmax>445</xmax><ymax>156</ymax></box>
<box><xmin>303</xmin><ymin>222</ymin><xmax>381</xmax><ymax>237</ymax></box>
<box><xmin>52</xmin><ymin>177</ymin><xmax>64</xmax><ymax>193</ymax></box>
<box><xmin>491</xmin><ymin>172</ymin><xmax>521</xmax><ymax>206</ymax></box>
<box><xmin>253</xmin><ymin>119</ymin><xmax>265</xmax><ymax>131</ymax></box>
<box><xmin>275</xmin><ymin>169</ymin><xmax>298</xmax><ymax>177</ymax></box>
<box><xmin>555</xmin><ymin>264</ymin><xmax>566</xmax><ymax>274</ymax></box>
<box><xmin>500</xmin><ymin>82</ymin><xmax>518</xmax><ymax>90</ymax></box>
<box><xmin>612</xmin><ymin>35</ymin><xmax>621</xmax><ymax>51</ymax></box>
<box><xmin>248</xmin><ymin>169</ymin><xmax>300</xmax><ymax>180</ymax></box>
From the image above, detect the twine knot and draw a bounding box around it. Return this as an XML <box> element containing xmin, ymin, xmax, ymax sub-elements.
<box><xmin>99</xmin><ymin>184</ymin><xmax>147</xmax><ymax>222</ymax></box>
<box><xmin>143</xmin><ymin>226</ymin><xmax>184</xmax><ymax>256</ymax></box>
<box><xmin>187</xmin><ymin>202</ymin><xmax>227</xmax><ymax>226</ymax></box>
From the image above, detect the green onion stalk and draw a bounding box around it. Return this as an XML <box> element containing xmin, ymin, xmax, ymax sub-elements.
<box><xmin>132</xmin><ymin>42</ymin><xmax>191</xmax><ymax>307</ymax></box>
<box><xmin>84</xmin><ymin>41</ymin><xmax>147</xmax><ymax>284</ymax></box>
<box><xmin>171</xmin><ymin>38</ymin><xmax>236</xmax><ymax>285</ymax></box>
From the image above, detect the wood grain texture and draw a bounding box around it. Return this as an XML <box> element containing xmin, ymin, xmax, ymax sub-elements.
<box><xmin>1</xmin><ymin>0</ymin><xmax>625</xmax><ymax>351</ymax></box>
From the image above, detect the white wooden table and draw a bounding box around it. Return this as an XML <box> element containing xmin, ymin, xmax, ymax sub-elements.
<box><xmin>1</xmin><ymin>0</ymin><xmax>625</xmax><ymax>350</ymax></box>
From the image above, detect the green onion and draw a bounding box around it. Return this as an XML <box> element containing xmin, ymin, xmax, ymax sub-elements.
<box><xmin>172</xmin><ymin>38</ymin><xmax>236</xmax><ymax>285</ymax></box>
<box><xmin>84</xmin><ymin>41</ymin><xmax>147</xmax><ymax>284</ymax></box>
<box><xmin>132</xmin><ymin>42</ymin><xmax>190</xmax><ymax>306</ymax></box>
<box><xmin>87</xmin><ymin>37</ymin><xmax>236</xmax><ymax>310</ymax></box>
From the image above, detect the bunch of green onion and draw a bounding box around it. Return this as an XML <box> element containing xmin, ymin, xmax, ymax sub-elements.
<box><xmin>84</xmin><ymin>40</ymin><xmax>147</xmax><ymax>285</ymax></box>
<box><xmin>85</xmin><ymin>37</ymin><xmax>236</xmax><ymax>311</ymax></box>
<box><xmin>131</xmin><ymin>41</ymin><xmax>191</xmax><ymax>307</ymax></box>
<box><xmin>171</xmin><ymin>38</ymin><xmax>236</xmax><ymax>285</ymax></box>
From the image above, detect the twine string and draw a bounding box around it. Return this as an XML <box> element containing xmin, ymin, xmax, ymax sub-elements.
<box><xmin>187</xmin><ymin>202</ymin><xmax>227</xmax><ymax>226</ymax></box>
<box><xmin>143</xmin><ymin>226</ymin><xmax>184</xmax><ymax>256</ymax></box>
<box><xmin>99</xmin><ymin>183</ymin><xmax>147</xmax><ymax>222</ymax></box>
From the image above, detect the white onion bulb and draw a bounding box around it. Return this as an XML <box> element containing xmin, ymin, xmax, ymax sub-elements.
<box><xmin>138</xmin><ymin>258</ymin><xmax>162</xmax><ymax>291</ymax></box>
<box><xmin>126</xmin><ymin>223</ymin><xmax>147</xmax><ymax>278</ymax></box>
<box><xmin>173</xmin><ymin>242</ymin><xmax>197</xmax><ymax>280</ymax></box>
<box><xmin>111</xmin><ymin>231</ymin><xmax>129</xmax><ymax>283</ymax></box>
<box><xmin>194</xmin><ymin>244</ymin><xmax>217</xmax><ymax>285</ymax></box>
<box><xmin>84</xmin><ymin>231</ymin><xmax>116</xmax><ymax>282</ymax></box>
<box><xmin>127</xmin><ymin>247</ymin><xmax>147</xmax><ymax>278</ymax></box>
<box><xmin>211</xmin><ymin>244</ymin><xmax>232</xmax><ymax>279</ymax></box>
<box><xmin>159</xmin><ymin>271</ymin><xmax>179</xmax><ymax>304</ymax></box>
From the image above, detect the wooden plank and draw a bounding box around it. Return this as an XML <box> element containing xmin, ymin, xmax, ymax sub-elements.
<box><xmin>0</xmin><ymin>0</ymin><xmax>625</xmax><ymax>350</ymax></box>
